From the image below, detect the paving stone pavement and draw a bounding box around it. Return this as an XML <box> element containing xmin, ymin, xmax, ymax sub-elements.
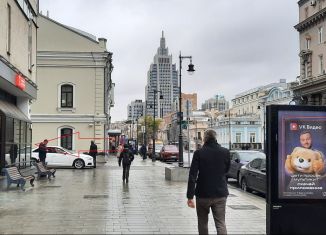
<box><xmin>0</xmin><ymin>156</ymin><xmax>266</xmax><ymax>234</ymax></box>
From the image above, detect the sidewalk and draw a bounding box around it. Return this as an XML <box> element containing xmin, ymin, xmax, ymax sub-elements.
<box><xmin>0</xmin><ymin>156</ymin><xmax>266</xmax><ymax>234</ymax></box>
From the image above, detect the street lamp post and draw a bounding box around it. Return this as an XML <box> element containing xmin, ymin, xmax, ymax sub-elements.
<box><xmin>258</xmin><ymin>103</ymin><xmax>266</xmax><ymax>151</ymax></box>
<box><xmin>228</xmin><ymin>109</ymin><xmax>231</xmax><ymax>150</ymax></box>
<box><xmin>152</xmin><ymin>89</ymin><xmax>163</xmax><ymax>162</ymax></box>
<box><xmin>178</xmin><ymin>52</ymin><xmax>195</xmax><ymax>167</ymax></box>
<box><xmin>144</xmin><ymin>101</ymin><xmax>147</xmax><ymax>148</ymax></box>
<box><xmin>136</xmin><ymin>118</ymin><xmax>139</xmax><ymax>151</ymax></box>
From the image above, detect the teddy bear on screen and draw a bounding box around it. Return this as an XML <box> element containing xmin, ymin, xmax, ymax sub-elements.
<box><xmin>285</xmin><ymin>147</ymin><xmax>325</xmax><ymax>175</ymax></box>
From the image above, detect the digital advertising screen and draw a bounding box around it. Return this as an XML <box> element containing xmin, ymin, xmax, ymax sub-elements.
<box><xmin>278</xmin><ymin>110</ymin><xmax>326</xmax><ymax>199</ymax></box>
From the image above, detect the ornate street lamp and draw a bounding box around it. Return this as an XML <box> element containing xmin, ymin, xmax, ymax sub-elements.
<box><xmin>178</xmin><ymin>52</ymin><xmax>195</xmax><ymax>167</ymax></box>
<box><xmin>152</xmin><ymin>89</ymin><xmax>163</xmax><ymax>162</ymax></box>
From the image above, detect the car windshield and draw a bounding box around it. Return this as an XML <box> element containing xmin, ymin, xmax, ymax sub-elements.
<box><xmin>238</xmin><ymin>152</ymin><xmax>266</xmax><ymax>162</ymax></box>
<box><xmin>165</xmin><ymin>145</ymin><xmax>178</xmax><ymax>151</ymax></box>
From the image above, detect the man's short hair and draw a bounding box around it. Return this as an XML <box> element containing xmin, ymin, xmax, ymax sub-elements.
<box><xmin>300</xmin><ymin>131</ymin><xmax>311</xmax><ymax>137</ymax></box>
<box><xmin>204</xmin><ymin>129</ymin><xmax>217</xmax><ymax>143</ymax></box>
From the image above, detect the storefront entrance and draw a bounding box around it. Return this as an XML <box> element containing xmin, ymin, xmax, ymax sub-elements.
<box><xmin>0</xmin><ymin>100</ymin><xmax>32</xmax><ymax>171</ymax></box>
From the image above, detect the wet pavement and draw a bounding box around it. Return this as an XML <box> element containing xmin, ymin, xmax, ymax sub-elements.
<box><xmin>0</xmin><ymin>155</ymin><xmax>266</xmax><ymax>234</ymax></box>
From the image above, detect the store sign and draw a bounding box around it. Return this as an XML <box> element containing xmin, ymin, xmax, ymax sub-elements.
<box><xmin>15</xmin><ymin>74</ymin><xmax>26</xmax><ymax>90</ymax></box>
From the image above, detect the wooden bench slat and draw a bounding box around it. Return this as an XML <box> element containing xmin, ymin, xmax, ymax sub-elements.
<box><xmin>3</xmin><ymin>166</ymin><xmax>35</xmax><ymax>191</ymax></box>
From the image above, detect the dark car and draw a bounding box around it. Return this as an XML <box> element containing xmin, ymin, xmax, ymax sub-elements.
<box><xmin>160</xmin><ymin>145</ymin><xmax>179</xmax><ymax>162</ymax></box>
<box><xmin>239</xmin><ymin>156</ymin><xmax>266</xmax><ymax>194</ymax></box>
<box><xmin>226</xmin><ymin>150</ymin><xmax>266</xmax><ymax>184</ymax></box>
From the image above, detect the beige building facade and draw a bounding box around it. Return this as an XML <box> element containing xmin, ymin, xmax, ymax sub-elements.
<box><xmin>0</xmin><ymin>0</ymin><xmax>38</xmax><ymax>168</ymax></box>
<box><xmin>31</xmin><ymin>15</ymin><xmax>113</xmax><ymax>155</ymax></box>
<box><xmin>292</xmin><ymin>0</ymin><xmax>326</xmax><ymax>104</ymax></box>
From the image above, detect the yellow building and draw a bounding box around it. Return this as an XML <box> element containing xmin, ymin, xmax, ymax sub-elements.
<box><xmin>31</xmin><ymin>15</ymin><xmax>113</xmax><ymax>154</ymax></box>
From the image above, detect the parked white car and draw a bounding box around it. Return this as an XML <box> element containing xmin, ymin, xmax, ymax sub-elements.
<box><xmin>31</xmin><ymin>146</ymin><xmax>94</xmax><ymax>169</ymax></box>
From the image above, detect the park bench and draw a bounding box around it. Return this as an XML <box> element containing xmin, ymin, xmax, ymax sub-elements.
<box><xmin>35</xmin><ymin>162</ymin><xmax>56</xmax><ymax>180</ymax></box>
<box><xmin>2</xmin><ymin>166</ymin><xmax>35</xmax><ymax>191</ymax></box>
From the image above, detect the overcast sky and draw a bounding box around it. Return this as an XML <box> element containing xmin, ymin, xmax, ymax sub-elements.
<box><xmin>39</xmin><ymin>0</ymin><xmax>299</xmax><ymax>122</ymax></box>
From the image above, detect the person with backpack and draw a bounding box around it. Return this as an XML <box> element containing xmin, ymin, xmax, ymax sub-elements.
<box><xmin>118</xmin><ymin>144</ymin><xmax>134</xmax><ymax>183</ymax></box>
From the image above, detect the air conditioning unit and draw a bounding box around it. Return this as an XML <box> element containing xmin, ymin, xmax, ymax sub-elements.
<box><xmin>311</xmin><ymin>0</ymin><xmax>316</xmax><ymax>6</ymax></box>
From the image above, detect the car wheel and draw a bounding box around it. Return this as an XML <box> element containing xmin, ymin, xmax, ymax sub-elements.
<box><xmin>241</xmin><ymin>178</ymin><xmax>252</xmax><ymax>193</ymax></box>
<box><xmin>73</xmin><ymin>159</ymin><xmax>85</xmax><ymax>169</ymax></box>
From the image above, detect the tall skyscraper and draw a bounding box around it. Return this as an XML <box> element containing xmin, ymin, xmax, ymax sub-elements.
<box><xmin>145</xmin><ymin>31</ymin><xmax>178</xmax><ymax>118</ymax></box>
<box><xmin>127</xmin><ymin>99</ymin><xmax>145</xmax><ymax>120</ymax></box>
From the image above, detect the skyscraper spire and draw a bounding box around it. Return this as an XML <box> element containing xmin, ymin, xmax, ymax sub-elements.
<box><xmin>160</xmin><ymin>30</ymin><xmax>166</xmax><ymax>49</ymax></box>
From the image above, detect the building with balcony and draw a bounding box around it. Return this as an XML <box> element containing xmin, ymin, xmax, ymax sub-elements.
<box><xmin>291</xmin><ymin>0</ymin><xmax>326</xmax><ymax>104</ymax></box>
<box><xmin>214</xmin><ymin>111</ymin><xmax>262</xmax><ymax>150</ymax></box>
<box><xmin>227</xmin><ymin>79</ymin><xmax>293</xmax><ymax>150</ymax></box>
<box><xmin>0</xmin><ymin>0</ymin><xmax>38</xmax><ymax>169</ymax></box>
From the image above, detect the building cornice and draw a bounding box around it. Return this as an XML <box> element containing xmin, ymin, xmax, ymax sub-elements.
<box><xmin>31</xmin><ymin>115</ymin><xmax>107</xmax><ymax>123</ymax></box>
<box><xmin>298</xmin><ymin>0</ymin><xmax>309</xmax><ymax>7</ymax></box>
<box><xmin>294</xmin><ymin>7</ymin><xmax>326</xmax><ymax>32</ymax></box>
<box><xmin>291</xmin><ymin>75</ymin><xmax>326</xmax><ymax>92</ymax></box>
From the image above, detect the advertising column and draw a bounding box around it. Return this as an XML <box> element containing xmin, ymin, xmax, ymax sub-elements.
<box><xmin>267</xmin><ymin>105</ymin><xmax>326</xmax><ymax>234</ymax></box>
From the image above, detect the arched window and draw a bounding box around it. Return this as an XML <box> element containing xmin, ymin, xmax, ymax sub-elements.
<box><xmin>60</xmin><ymin>128</ymin><xmax>73</xmax><ymax>150</ymax></box>
<box><xmin>61</xmin><ymin>84</ymin><xmax>73</xmax><ymax>108</ymax></box>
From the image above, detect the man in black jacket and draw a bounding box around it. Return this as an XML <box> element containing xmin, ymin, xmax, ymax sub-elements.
<box><xmin>89</xmin><ymin>141</ymin><xmax>98</xmax><ymax>168</ymax></box>
<box><xmin>118</xmin><ymin>144</ymin><xmax>134</xmax><ymax>183</ymax></box>
<box><xmin>187</xmin><ymin>129</ymin><xmax>230</xmax><ymax>234</ymax></box>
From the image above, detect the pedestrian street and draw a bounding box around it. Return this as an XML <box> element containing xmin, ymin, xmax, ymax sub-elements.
<box><xmin>0</xmin><ymin>155</ymin><xmax>266</xmax><ymax>234</ymax></box>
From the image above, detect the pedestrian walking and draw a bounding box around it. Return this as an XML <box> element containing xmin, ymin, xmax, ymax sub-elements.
<box><xmin>117</xmin><ymin>144</ymin><xmax>123</xmax><ymax>166</ymax></box>
<box><xmin>39</xmin><ymin>139</ymin><xmax>48</xmax><ymax>166</ymax></box>
<box><xmin>89</xmin><ymin>141</ymin><xmax>98</xmax><ymax>168</ymax></box>
<box><xmin>140</xmin><ymin>144</ymin><xmax>147</xmax><ymax>160</ymax></box>
<box><xmin>187</xmin><ymin>129</ymin><xmax>230</xmax><ymax>235</ymax></box>
<box><xmin>118</xmin><ymin>144</ymin><xmax>134</xmax><ymax>183</ymax></box>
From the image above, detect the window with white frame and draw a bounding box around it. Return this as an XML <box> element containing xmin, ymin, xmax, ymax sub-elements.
<box><xmin>61</xmin><ymin>84</ymin><xmax>73</xmax><ymax>108</ymax></box>
<box><xmin>306</xmin><ymin>39</ymin><xmax>311</xmax><ymax>49</ymax></box>
<box><xmin>28</xmin><ymin>20</ymin><xmax>32</xmax><ymax>71</ymax></box>
<box><xmin>250</xmin><ymin>133</ymin><xmax>256</xmax><ymax>143</ymax></box>
<box><xmin>236</xmin><ymin>133</ymin><xmax>241</xmax><ymax>143</ymax></box>
<box><xmin>319</xmin><ymin>55</ymin><xmax>324</xmax><ymax>74</ymax></box>
<box><xmin>6</xmin><ymin>4</ymin><xmax>11</xmax><ymax>54</ymax></box>
<box><xmin>60</xmin><ymin>128</ymin><xmax>73</xmax><ymax>150</ymax></box>
<box><xmin>319</xmin><ymin>27</ymin><xmax>323</xmax><ymax>44</ymax></box>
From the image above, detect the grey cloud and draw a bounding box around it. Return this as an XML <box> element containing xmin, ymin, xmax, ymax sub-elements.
<box><xmin>40</xmin><ymin>0</ymin><xmax>299</xmax><ymax>121</ymax></box>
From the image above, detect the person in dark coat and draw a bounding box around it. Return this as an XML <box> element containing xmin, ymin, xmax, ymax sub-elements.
<box><xmin>187</xmin><ymin>129</ymin><xmax>230</xmax><ymax>235</ymax></box>
<box><xmin>39</xmin><ymin>139</ymin><xmax>48</xmax><ymax>166</ymax></box>
<box><xmin>118</xmin><ymin>144</ymin><xmax>134</xmax><ymax>183</ymax></box>
<box><xmin>89</xmin><ymin>141</ymin><xmax>98</xmax><ymax>168</ymax></box>
<box><xmin>140</xmin><ymin>144</ymin><xmax>147</xmax><ymax>160</ymax></box>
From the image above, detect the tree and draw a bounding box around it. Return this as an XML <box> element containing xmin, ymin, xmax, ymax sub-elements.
<box><xmin>139</xmin><ymin>115</ymin><xmax>162</xmax><ymax>144</ymax></box>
